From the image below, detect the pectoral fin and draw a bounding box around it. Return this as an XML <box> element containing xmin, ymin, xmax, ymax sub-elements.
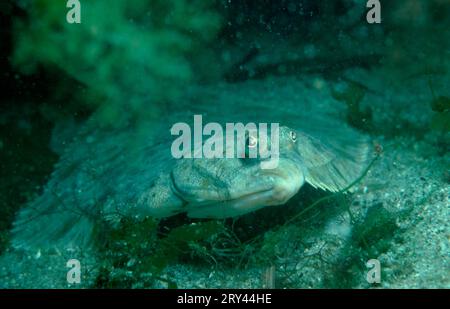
<box><xmin>297</xmin><ymin>132</ymin><xmax>371</xmax><ymax>192</ymax></box>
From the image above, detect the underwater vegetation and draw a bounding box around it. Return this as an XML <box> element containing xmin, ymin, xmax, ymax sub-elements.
<box><xmin>327</xmin><ymin>203</ymin><xmax>411</xmax><ymax>288</ymax></box>
<box><xmin>331</xmin><ymin>80</ymin><xmax>373</xmax><ymax>132</ymax></box>
<box><xmin>12</xmin><ymin>0</ymin><xmax>223</xmax><ymax>127</ymax></box>
<box><xmin>95</xmin><ymin>218</ymin><xmax>226</xmax><ymax>288</ymax></box>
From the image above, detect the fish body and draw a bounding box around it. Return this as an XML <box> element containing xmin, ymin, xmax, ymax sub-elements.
<box><xmin>11</xmin><ymin>77</ymin><xmax>371</xmax><ymax>249</ymax></box>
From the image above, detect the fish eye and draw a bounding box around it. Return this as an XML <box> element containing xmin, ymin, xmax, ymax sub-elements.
<box><xmin>247</xmin><ymin>134</ymin><xmax>258</xmax><ymax>148</ymax></box>
<box><xmin>289</xmin><ymin>131</ymin><xmax>297</xmax><ymax>142</ymax></box>
<box><xmin>243</xmin><ymin>133</ymin><xmax>259</xmax><ymax>162</ymax></box>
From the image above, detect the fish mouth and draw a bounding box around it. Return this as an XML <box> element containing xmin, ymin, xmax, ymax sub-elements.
<box><xmin>171</xmin><ymin>158</ymin><xmax>304</xmax><ymax>218</ymax></box>
<box><xmin>183</xmin><ymin>173</ymin><xmax>301</xmax><ymax>219</ymax></box>
<box><xmin>185</xmin><ymin>187</ymin><xmax>277</xmax><ymax>218</ymax></box>
<box><xmin>172</xmin><ymin>175</ymin><xmax>275</xmax><ymax>207</ymax></box>
<box><xmin>225</xmin><ymin>186</ymin><xmax>276</xmax><ymax>206</ymax></box>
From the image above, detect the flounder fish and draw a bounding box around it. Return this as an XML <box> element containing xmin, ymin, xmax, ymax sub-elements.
<box><xmin>11</xmin><ymin>78</ymin><xmax>371</xmax><ymax>249</ymax></box>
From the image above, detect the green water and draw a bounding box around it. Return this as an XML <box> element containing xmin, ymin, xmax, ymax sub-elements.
<box><xmin>0</xmin><ymin>0</ymin><xmax>448</xmax><ymax>289</ymax></box>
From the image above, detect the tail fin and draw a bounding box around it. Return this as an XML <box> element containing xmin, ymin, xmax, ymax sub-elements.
<box><xmin>11</xmin><ymin>192</ymin><xmax>96</xmax><ymax>249</ymax></box>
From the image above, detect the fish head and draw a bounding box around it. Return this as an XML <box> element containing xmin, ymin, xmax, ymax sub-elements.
<box><xmin>170</xmin><ymin>126</ymin><xmax>307</xmax><ymax>218</ymax></box>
